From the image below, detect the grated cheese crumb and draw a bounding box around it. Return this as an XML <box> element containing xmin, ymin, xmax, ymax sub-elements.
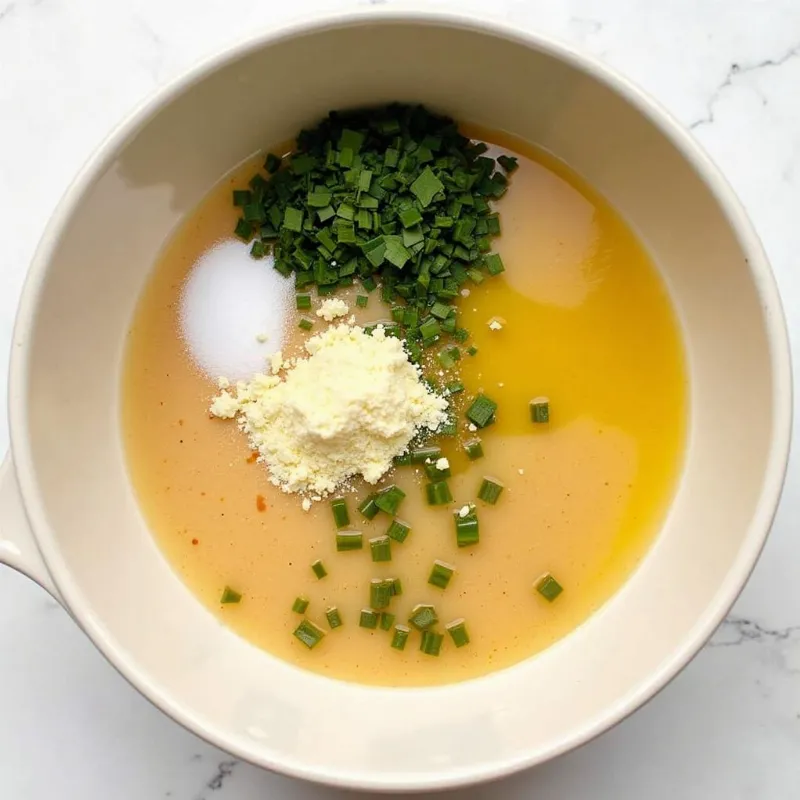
<box><xmin>210</xmin><ymin>322</ymin><xmax>447</xmax><ymax>501</ymax></box>
<box><xmin>217</xmin><ymin>376</ymin><xmax>230</xmax><ymax>389</ymax></box>
<box><xmin>316</xmin><ymin>297</ymin><xmax>349</xmax><ymax>322</ymax></box>
<box><xmin>256</xmin><ymin>333</ymin><xmax>269</xmax><ymax>343</ymax></box>
<box><xmin>270</xmin><ymin>350</ymin><xmax>284</xmax><ymax>375</ymax></box>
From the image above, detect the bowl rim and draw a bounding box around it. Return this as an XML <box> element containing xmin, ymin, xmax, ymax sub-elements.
<box><xmin>7</xmin><ymin>5</ymin><xmax>793</xmax><ymax>792</ymax></box>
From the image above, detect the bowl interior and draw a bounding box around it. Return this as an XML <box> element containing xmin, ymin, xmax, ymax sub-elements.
<box><xmin>13</xmin><ymin>15</ymin><xmax>783</xmax><ymax>790</ymax></box>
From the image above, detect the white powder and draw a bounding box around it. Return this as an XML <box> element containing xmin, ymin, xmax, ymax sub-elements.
<box><xmin>211</xmin><ymin>322</ymin><xmax>448</xmax><ymax>498</ymax></box>
<box><xmin>180</xmin><ymin>240</ymin><xmax>293</xmax><ymax>381</ymax></box>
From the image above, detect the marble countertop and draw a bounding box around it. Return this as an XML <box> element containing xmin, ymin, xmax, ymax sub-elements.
<box><xmin>1</xmin><ymin>1</ymin><xmax>798</xmax><ymax>797</ymax></box>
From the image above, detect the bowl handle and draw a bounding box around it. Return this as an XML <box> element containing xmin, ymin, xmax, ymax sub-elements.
<box><xmin>0</xmin><ymin>453</ymin><xmax>62</xmax><ymax>602</ymax></box>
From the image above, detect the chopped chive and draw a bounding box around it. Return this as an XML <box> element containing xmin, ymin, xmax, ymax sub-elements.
<box><xmin>418</xmin><ymin>317</ymin><xmax>441</xmax><ymax>340</ymax></box>
<box><xmin>358</xmin><ymin>493</ymin><xmax>380</xmax><ymax>520</ymax></box>
<box><xmin>374</xmin><ymin>484</ymin><xmax>406</xmax><ymax>515</ymax></box>
<box><xmin>370</xmin><ymin>578</ymin><xmax>393</xmax><ymax>610</ymax></box>
<box><xmin>311</xmin><ymin>559</ymin><xmax>327</xmax><ymax>580</ymax></box>
<box><xmin>330</xmin><ymin>497</ymin><xmax>350</xmax><ymax>528</ymax></box>
<box><xmin>466</xmin><ymin>345</ymin><xmax>478</xmax><ymax>357</ymax></box>
<box><xmin>466</xmin><ymin>394</ymin><xmax>497</xmax><ymax>428</ymax></box>
<box><xmin>298</xmin><ymin>317</ymin><xmax>314</xmax><ymax>331</ymax></box>
<box><xmin>426</xmin><ymin>480</ymin><xmax>453</xmax><ymax>506</ymax></box>
<box><xmin>498</xmin><ymin>154</ymin><xmax>519</xmax><ymax>173</ymax></box>
<box><xmin>335</xmin><ymin>531</ymin><xmax>363</xmax><ymax>551</ymax></box>
<box><xmin>392</xmin><ymin>452</ymin><xmax>412</xmax><ymax>467</ymax></box>
<box><xmin>265</xmin><ymin>152</ymin><xmax>282</xmax><ymax>173</ymax></box>
<box><xmin>220</xmin><ymin>586</ymin><xmax>242</xmax><ymax>604</ymax></box>
<box><xmin>390</xmin><ymin>577</ymin><xmax>403</xmax><ymax>596</ymax></box>
<box><xmin>359</xmin><ymin>608</ymin><xmax>380</xmax><ymax>629</ymax></box>
<box><xmin>446</xmin><ymin>380</ymin><xmax>465</xmax><ymax>396</ymax></box>
<box><xmin>408</xmin><ymin>604</ymin><xmax>438</xmax><ymax>631</ymax></box>
<box><xmin>379</xmin><ymin>612</ymin><xmax>396</xmax><ymax>631</ymax></box>
<box><xmin>428</xmin><ymin>560</ymin><xmax>456</xmax><ymax>590</ymax></box>
<box><xmin>391</xmin><ymin>624</ymin><xmax>410</xmax><ymax>650</ymax></box>
<box><xmin>478</xmin><ymin>477</ymin><xmax>504</xmax><ymax>505</ymax></box>
<box><xmin>370</xmin><ymin>535</ymin><xmax>392</xmax><ymax>563</ymax></box>
<box><xmin>234</xmin><ymin>219</ymin><xmax>254</xmax><ymax>241</ymax></box>
<box><xmin>463</xmin><ymin>438</ymin><xmax>484</xmax><ymax>460</ymax></box>
<box><xmin>536</xmin><ymin>572</ymin><xmax>563</xmax><ymax>602</ymax></box>
<box><xmin>410</xmin><ymin>446</ymin><xmax>442</xmax><ymax>464</ymax></box>
<box><xmin>530</xmin><ymin>396</ymin><xmax>550</xmax><ymax>424</ymax></box>
<box><xmin>295</xmin><ymin>293</ymin><xmax>312</xmax><ymax>310</ymax></box>
<box><xmin>292</xmin><ymin>596</ymin><xmax>310</xmax><ymax>614</ymax></box>
<box><xmin>325</xmin><ymin>606</ymin><xmax>343</xmax><ymax>629</ymax></box>
<box><xmin>232</xmin><ymin>189</ymin><xmax>252</xmax><ymax>207</ymax></box>
<box><xmin>484</xmin><ymin>253</ymin><xmax>505</xmax><ymax>275</ymax></box>
<box><xmin>430</xmin><ymin>301</ymin><xmax>452</xmax><ymax>320</ymax></box>
<box><xmin>386</xmin><ymin>518</ymin><xmax>411</xmax><ymax>543</ymax></box>
<box><xmin>293</xmin><ymin>618</ymin><xmax>325</xmax><ymax>649</ymax></box>
<box><xmin>437</xmin><ymin>345</ymin><xmax>461</xmax><ymax>369</ymax></box>
<box><xmin>454</xmin><ymin>508</ymin><xmax>479</xmax><ymax>547</ymax></box>
<box><xmin>420</xmin><ymin>629</ymin><xmax>444</xmax><ymax>656</ymax></box>
<box><xmin>446</xmin><ymin>618</ymin><xmax>470</xmax><ymax>647</ymax></box>
<box><xmin>356</xmin><ymin>294</ymin><xmax>368</xmax><ymax>308</ymax></box>
<box><xmin>424</xmin><ymin>458</ymin><xmax>451</xmax><ymax>481</ymax></box>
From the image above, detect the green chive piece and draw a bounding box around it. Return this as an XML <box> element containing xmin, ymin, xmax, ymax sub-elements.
<box><xmin>292</xmin><ymin>596</ymin><xmax>310</xmax><ymax>614</ymax></box>
<box><xmin>424</xmin><ymin>458</ymin><xmax>451</xmax><ymax>481</ymax></box>
<box><xmin>293</xmin><ymin>618</ymin><xmax>325</xmax><ymax>649</ymax></box>
<box><xmin>454</xmin><ymin>507</ymin><xmax>479</xmax><ymax>547</ymax></box>
<box><xmin>379</xmin><ymin>612</ymin><xmax>396</xmax><ymax>631</ymax></box>
<box><xmin>336</xmin><ymin>531</ymin><xmax>363</xmax><ymax>552</ymax></box>
<box><xmin>430</xmin><ymin>301</ymin><xmax>452</xmax><ymax>320</ymax></box>
<box><xmin>446</xmin><ymin>380</ymin><xmax>465</xmax><ymax>396</ymax></box>
<box><xmin>536</xmin><ymin>573</ymin><xmax>564</xmax><ymax>602</ymax></box>
<box><xmin>220</xmin><ymin>586</ymin><xmax>242</xmax><ymax>604</ymax></box>
<box><xmin>498</xmin><ymin>154</ymin><xmax>519</xmax><ymax>173</ymax></box>
<box><xmin>386</xmin><ymin>519</ymin><xmax>411</xmax><ymax>543</ymax></box>
<box><xmin>360</xmin><ymin>608</ymin><xmax>380</xmax><ymax>629</ymax></box>
<box><xmin>392</xmin><ymin>452</ymin><xmax>412</xmax><ymax>467</ymax></box>
<box><xmin>374</xmin><ymin>484</ymin><xmax>406</xmax><ymax>515</ymax></box>
<box><xmin>232</xmin><ymin>189</ymin><xmax>252</xmax><ymax>207</ymax></box>
<box><xmin>356</xmin><ymin>294</ymin><xmax>368</xmax><ymax>308</ymax></box>
<box><xmin>298</xmin><ymin>317</ymin><xmax>313</xmax><ymax>331</ymax></box>
<box><xmin>420</xmin><ymin>629</ymin><xmax>444</xmax><ymax>656</ymax></box>
<box><xmin>390</xmin><ymin>577</ymin><xmax>403</xmax><ymax>596</ymax></box>
<box><xmin>408</xmin><ymin>604</ymin><xmax>438</xmax><ymax>631</ymax></box>
<box><xmin>467</xmin><ymin>345</ymin><xmax>478</xmax><ymax>357</ymax></box>
<box><xmin>410</xmin><ymin>446</ymin><xmax>442</xmax><ymax>464</ymax></box>
<box><xmin>463</xmin><ymin>438</ymin><xmax>484</xmax><ymax>460</ymax></box>
<box><xmin>418</xmin><ymin>317</ymin><xmax>441</xmax><ymax>340</ymax></box>
<box><xmin>478</xmin><ymin>477</ymin><xmax>504</xmax><ymax>505</ymax></box>
<box><xmin>295</xmin><ymin>293</ymin><xmax>312</xmax><ymax>310</ymax></box>
<box><xmin>530</xmin><ymin>396</ymin><xmax>550</xmax><ymax>424</ymax></box>
<box><xmin>234</xmin><ymin>219</ymin><xmax>253</xmax><ymax>241</ymax></box>
<box><xmin>369</xmin><ymin>578</ymin><xmax>394</xmax><ymax>609</ymax></box>
<box><xmin>446</xmin><ymin>618</ymin><xmax>470</xmax><ymax>647</ymax></box>
<box><xmin>325</xmin><ymin>606</ymin><xmax>343</xmax><ymax>629</ymax></box>
<box><xmin>466</xmin><ymin>394</ymin><xmax>497</xmax><ymax>428</ymax></box>
<box><xmin>426</xmin><ymin>480</ymin><xmax>453</xmax><ymax>506</ymax></box>
<box><xmin>437</xmin><ymin>345</ymin><xmax>461</xmax><ymax>369</ymax></box>
<box><xmin>428</xmin><ymin>559</ymin><xmax>456</xmax><ymax>589</ymax></box>
<box><xmin>358</xmin><ymin>493</ymin><xmax>380</xmax><ymax>520</ymax></box>
<box><xmin>370</xmin><ymin>535</ymin><xmax>392</xmax><ymax>563</ymax></box>
<box><xmin>330</xmin><ymin>497</ymin><xmax>350</xmax><ymax>528</ymax></box>
<box><xmin>391</xmin><ymin>624</ymin><xmax>410</xmax><ymax>650</ymax></box>
<box><xmin>311</xmin><ymin>559</ymin><xmax>327</xmax><ymax>580</ymax></box>
<box><xmin>484</xmin><ymin>253</ymin><xmax>505</xmax><ymax>275</ymax></box>
<box><xmin>265</xmin><ymin>152</ymin><xmax>282</xmax><ymax>173</ymax></box>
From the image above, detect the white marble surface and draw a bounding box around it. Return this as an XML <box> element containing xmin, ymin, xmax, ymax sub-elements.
<box><xmin>0</xmin><ymin>0</ymin><xmax>798</xmax><ymax>797</ymax></box>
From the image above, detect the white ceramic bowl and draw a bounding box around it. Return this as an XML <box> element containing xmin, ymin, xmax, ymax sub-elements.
<box><xmin>0</xmin><ymin>8</ymin><xmax>792</xmax><ymax>792</ymax></box>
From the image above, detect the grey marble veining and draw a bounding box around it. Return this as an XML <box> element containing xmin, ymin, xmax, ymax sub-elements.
<box><xmin>0</xmin><ymin>1</ymin><xmax>798</xmax><ymax>798</ymax></box>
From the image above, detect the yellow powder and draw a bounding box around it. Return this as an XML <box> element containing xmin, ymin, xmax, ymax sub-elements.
<box><xmin>210</xmin><ymin>322</ymin><xmax>448</xmax><ymax>498</ymax></box>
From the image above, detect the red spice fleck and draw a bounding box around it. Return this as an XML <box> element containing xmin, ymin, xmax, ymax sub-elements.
<box><xmin>191</xmin><ymin>538</ymin><xmax>199</xmax><ymax>546</ymax></box>
<box><xmin>246</xmin><ymin>451</ymin><xmax>259</xmax><ymax>464</ymax></box>
<box><xmin>256</xmin><ymin>494</ymin><xmax>267</xmax><ymax>512</ymax></box>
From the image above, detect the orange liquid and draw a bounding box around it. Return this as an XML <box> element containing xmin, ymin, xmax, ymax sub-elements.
<box><xmin>121</xmin><ymin>131</ymin><xmax>687</xmax><ymax>686</ymax></box>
